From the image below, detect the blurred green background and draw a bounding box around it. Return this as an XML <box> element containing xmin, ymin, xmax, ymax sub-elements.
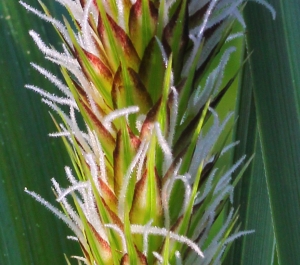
<box><xmin>0</xmin><ymin>1</ymin><xmax>80</xmax><ymax>264</ymax></box>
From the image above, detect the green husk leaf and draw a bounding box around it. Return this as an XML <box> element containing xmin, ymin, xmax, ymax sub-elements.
<box><xmin>138</xmin><ymin>37</ymin><xmax>166</xmax><ymax>103</ymax></box>
<box><xmin>129</xmin><ymin>0</ymin><xmax>158</xmax><ymax>58</ymax></box>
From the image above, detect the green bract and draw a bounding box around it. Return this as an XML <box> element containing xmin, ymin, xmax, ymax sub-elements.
<box><xmin>20</xmin><ymin>0</ymin><xmax>274</xmax><ymax>264</ymax></box>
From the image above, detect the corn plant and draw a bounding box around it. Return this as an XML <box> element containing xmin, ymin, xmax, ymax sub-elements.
<box><xmin>5</xmin><ymin>0</ymin><xmax>274</xmax><ymax>264</ymax></box>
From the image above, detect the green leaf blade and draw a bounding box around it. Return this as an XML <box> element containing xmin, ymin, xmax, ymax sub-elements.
<box><xmin>244</xmin><ymin>2</ymin><xmax>300</xmax><ymax>264</ymax></box>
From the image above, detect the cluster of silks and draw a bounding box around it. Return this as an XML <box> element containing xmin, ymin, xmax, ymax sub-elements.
<box><xmin>21</xmin><ymin>0</ymin><xmax>275</xmax><ymax>264</ymax></box>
